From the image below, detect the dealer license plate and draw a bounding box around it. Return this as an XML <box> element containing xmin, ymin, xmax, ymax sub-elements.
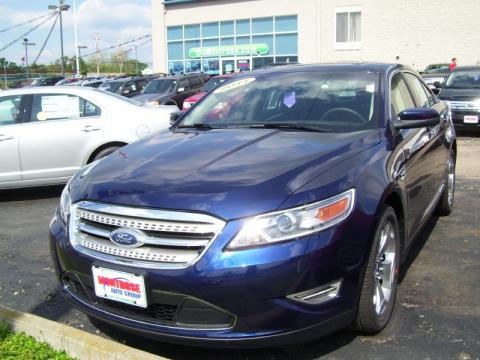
<box><xmin>92</xmin><ymin>266</ymin><xmax>147</xmax><ymax>308</ymax></box>
<box><xmin>464</xmin><ymin>115</ymin><xmax>479</xmax><ymax>124</ymax></box>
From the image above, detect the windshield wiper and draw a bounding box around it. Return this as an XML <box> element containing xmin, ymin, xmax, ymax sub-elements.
<box><xmin>177</xmin><ymin>123</ymin><xmax>216</xmax><ymax>129</ymax></box>
<box><xmin>245</xmin><ymin>123</ymin><xmax>329</xmax><ymax>132</ymax></box>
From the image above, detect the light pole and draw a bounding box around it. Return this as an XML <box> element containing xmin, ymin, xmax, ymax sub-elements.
<box><xmin>77</xmin><ymin>45</ymin><xmax>87</xmax><ymax>75</ymax></box>
<box><xmin>3</xmin><ymin>64</ymin><xmax>7</xmax><ymax>90</ymax></box>
<box><xmin>73</xmin><ymin>0</ymin><xmax>80</xmax><ymax>77</ymax></box>
<box><xmin>48</xmin><ymin>0</ymin><xmax>70</xmax><ymax>77</ymax></box>
<box><xmin>127</xmin><ymin>44</ymin><xmax>138</xmax><ymax>75</ymax></box>
<box><xmin>22</xmin><ymin>38</ymin><xmax>35</xmax><ymax>80</ymax></box>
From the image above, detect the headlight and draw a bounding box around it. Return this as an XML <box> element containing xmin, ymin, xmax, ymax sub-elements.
<box><xmin>227</xmin><ymin>189</ymin><xmax>355</xmax><ymax>250</ymax></box>
<box><xmin>147</xmin><ymin>100</ymin><xmax>159</xmax><ymax>106</ymax></box>
<box><xmin>59</xmin><ymin>185</ymin><xmax>71</xmax><ymax>223</ymax></box>
<box><xmin>183</xmin><ymin>101</ymin><xmax>194</xmax><ymax>109</ymax></box>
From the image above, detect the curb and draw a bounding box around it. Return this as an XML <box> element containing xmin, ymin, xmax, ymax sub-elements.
<box><xmin>0</xmin><ymin>304</ymin><xmax>167</xmax><ymax>360</ymax></box>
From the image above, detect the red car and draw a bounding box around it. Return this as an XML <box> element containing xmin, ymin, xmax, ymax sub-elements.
<box><xmin>182</xmin><ymin>73</ymin><xmax>236</xmax><ymax>110</ymax></box>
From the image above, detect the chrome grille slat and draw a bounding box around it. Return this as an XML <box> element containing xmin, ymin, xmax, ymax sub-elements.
<box><xmin>69</xmin><ymin>201</ymin><xmax>226</xmax><ymax>269</ymax></box>
<box><xmin>77</xmin><ymin>222</ymin><xmax>210</xmax><ymax>247</ymax></box>
<box><xmin>449</xmin><ymin>101</ymin><xmax>480</xmax><ymax>111</ymax></box>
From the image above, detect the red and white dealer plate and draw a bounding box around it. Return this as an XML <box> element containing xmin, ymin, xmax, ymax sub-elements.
<box><xmin>92</xmin><ymin>266</ymin><xmax>147</xmax><ymax>308</ymax></box>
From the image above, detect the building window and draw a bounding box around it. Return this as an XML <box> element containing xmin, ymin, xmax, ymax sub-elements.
<box><xmin>335</xmin><ymin>7</ymin><xmax>361</xmax><ymax>49</ymax></box>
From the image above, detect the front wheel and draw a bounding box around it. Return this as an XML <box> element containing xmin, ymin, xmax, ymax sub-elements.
<box><xmin>354</xmin><ymin>206</ymin><xmax>400</xmax><ymax>334</ymax></box>
<box><xmin>435</xmin><ymin>152</ymin><xmax>455</xmax><ymax>216</ymax></box>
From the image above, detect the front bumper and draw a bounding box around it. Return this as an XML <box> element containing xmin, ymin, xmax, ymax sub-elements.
<box><xmin>50</xmin><ymin>210</ymin><xmax>368</xmax><ymax>346</ymax></box>
<box><xmin>451</xmin><ymin>110</ymin><xmax>480</xmax><ymax>131</ymax></box>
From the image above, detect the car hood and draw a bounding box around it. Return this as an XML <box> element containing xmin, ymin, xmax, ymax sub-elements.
<box><xmin>439</xmin><ymin>87</ymin><xmax>480</xmax><ymax>101</ymax></box>
<box><xmin>133</xmin><ymin>93</ymin><xmax>170</xmax><ymax>103</ymax></box>
<box><xmin>421</xmin><ymin>73</ymin><xmax>448</xmax><ymax>80</ymax></box>
<box><xmin>71</xmin><ymin>128</ymin><xmax>379</xmax><ymax>220</ymax></box>
<box><xmin>185</xmin><ymin>92</ymin><xmax>207</xmax><ymax>103</ymax></box>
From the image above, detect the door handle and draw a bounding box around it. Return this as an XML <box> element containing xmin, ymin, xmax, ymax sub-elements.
<box><xmin>0</xmin><ymin>134</ymin><xmax>14</xmax><ymax>141</ymax></box>
<box><xmin>81</xmin><ymin>125</ymin><xmax>101</xmax><ymax>132</ymax></box>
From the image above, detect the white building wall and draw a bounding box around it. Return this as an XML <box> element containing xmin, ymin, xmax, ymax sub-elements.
<box><xmin>152</xmin><ymin>0</ymin><xmax>480</xmax><ymax>73</ymax></box>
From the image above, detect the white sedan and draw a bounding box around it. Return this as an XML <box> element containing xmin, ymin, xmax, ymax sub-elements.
<box><xmin>0</xmin><ymin>86</ymin><xmax>176</xmax><ymax>189</ymax></box>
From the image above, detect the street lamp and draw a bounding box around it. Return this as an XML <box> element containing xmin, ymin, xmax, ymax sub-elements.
<box><xmin>22</xmin><ymin>38</ymin><xmax>36</xmax><ymax>80</ymax></box>
<box><xmin>127</xmin><ymin>44</ymin><xmax>138</xmax><ymax>75</ymax></box>
<box><xmin>48</xmin><ymin>0</ymin><xmax>70</xmax><ymax>77</ymax></box>
<box><xmin>77</xmin><ymin>45</ymin><xmax>87</xmax><ymax>75</ymax></box>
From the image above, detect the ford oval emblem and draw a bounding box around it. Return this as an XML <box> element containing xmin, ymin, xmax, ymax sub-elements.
<box><xmin>109</xmin><ymin>228</ymin><xmax>144</xmax><ymax>248</ymax></box>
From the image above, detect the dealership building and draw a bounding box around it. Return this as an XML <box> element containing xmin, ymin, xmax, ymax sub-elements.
<box><xmin>152</xmin><ymin>0</ymin><xmax>480</xmax><ymax>75</ymax></box>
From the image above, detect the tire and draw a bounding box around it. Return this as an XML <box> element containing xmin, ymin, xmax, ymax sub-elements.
<box><xmin>435</xmin><ymin>151</ymin><xmax>455</xmax><ymax>216</ymax></box>
<box><xmin>354</xmin><ymin>206</ymin><xmax>400</xmax><ymax>334</ymax></box>
<box><xmin>91</xmin><ymin>146</ymin><xmax>121</xmax><ymax>162</ymax></box>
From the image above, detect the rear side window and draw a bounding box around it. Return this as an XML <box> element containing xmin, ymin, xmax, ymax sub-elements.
<box><xmin>0</xmin><ymin>95</ymin><xmax>23</xmax><ymax>126</ymax></box>
<box><xmin>189</xmin><ymin>76</ymin><xmax>202</xmax><ymax>87</ymax></box>
<box><xmin>30</xmin><ymin>94</ymin><xmax>101</xmax><ymax>121</ymax></box>
<box><xmin>390</xmin><ymin>73</ymin><xmax>415</xmax><ymax>116</ymax></box>
<box><xmin>403</xmin><ymin>73</ymin><xmax>430</xmax><ymax>108</ymax></box>
<box><xmin>177</xmin><ymin>79</ymin><xmax>189</xmax><ymax>91</ymax></box>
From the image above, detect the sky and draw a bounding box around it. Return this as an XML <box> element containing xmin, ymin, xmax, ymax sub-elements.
<box><xmin>0</xmin><ymin>0</ymin><xmax>153</xmax><ymax>68</ymax></box>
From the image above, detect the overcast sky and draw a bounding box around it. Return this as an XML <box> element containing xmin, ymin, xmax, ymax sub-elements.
<box><xmin>0</xmin><ymin>0</ymin><xmax>153</xmax><ymax>67</ymax></box>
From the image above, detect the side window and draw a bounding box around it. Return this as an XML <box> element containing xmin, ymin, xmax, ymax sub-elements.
<box><xmin>177</xmin><ymin>79</ymin><xmax>189</xmax><ymax>91</ymax></box>
<box><xmin>189</xmin><ymin>76</ymin><xmax>202</xmax><ymax>87</ymax></box>
<box><xmin>30</xmin><ymin>94</ymin><xmax>100</xmax><ymax>121</ymax></box>
<box><xmin>403</xmin><ymin>73</ymin><xmax>430</xmax><ymax>108</ymax></box>
<box><xmin>138</xmin><ymin>80</ymin><xmax>148</xmax><ymax>90</ymax></box>
<box><xmin>421</xmin><ymin>81</ymin><xmax>438</xmax><ymax>107</ymax></box>
<box><xmin>390</xmin><ymin>73</ymin><xmax>415</xmax><ymax>117</ymax></box>
<box><xmin>0</xmin><ymin>95</ymin><xmax>23</xmax><ymax>126</ymax></box>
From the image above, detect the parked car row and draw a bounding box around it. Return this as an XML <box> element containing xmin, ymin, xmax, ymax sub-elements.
<box><xmin>43</xmin><ymin>63</ymin><xmax>457</xmax><ymax>347</ymax></box>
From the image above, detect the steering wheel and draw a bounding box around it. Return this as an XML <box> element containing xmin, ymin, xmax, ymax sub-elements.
<box><xmin>319</xmin><ymin>107</ymin><xmax>367</xmax><ymax>124</ymax></box>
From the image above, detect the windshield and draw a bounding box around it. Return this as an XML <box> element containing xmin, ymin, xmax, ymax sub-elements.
<box><xmin>444</xmin><ymin>70</ymin><xmax>480</xmax><ymax>89</ymax></box>
<box><xmin>178</xmin><ymin>71</ymin><xmax>379</xmax><ymax>133</ymax></box>
<box><xmin>99</xmin><ymin>82</ymin><xmax>123</xmax><ymax>93</ymax></box>
<box><xmin>424</xmin><ymin>65</ymin><xmax>449</xmax><ymax>74</ymax></box>
<box><xmin>143</xmin><ymin>79</ymin><xmax>176</xmax><ymax>94</ymax></box>
<box><xmin>203</xmin><ymin>77</ymin><xmax>229</xmax><ymax>92</ymax></box>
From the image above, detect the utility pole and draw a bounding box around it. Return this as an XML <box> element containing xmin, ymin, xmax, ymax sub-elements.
<box><xmin>73</xmin><ymin>0</ymin><xmax>80</xmax><ymax>77</ymax></box>
<box><xmin>128</xmin><ymin>44</ymin><xmax>138</xmax><ymax>75</ymax></box>
<box><xmin>48</xmin><ymin>0</ymin><xmax>70</xmax><ymax>77</ymax></box>
<box><xmin>22</xmin><ymin>38</ymin><xmax>35</xmax><ymax>80</ymax></box>
<box><xmin>94</xmin><ymin>33</ymin><xmax>100</xmax><ymax>76</ymax></box>
<box><xmin>3</xmin><ymin>64</ymin><xmax>7</xmax><ymax>90</ymax></box>
<box><xmin>77</xmin><ymin>45</ymin><xmax>87</xmax><ymax>75</ymax></box>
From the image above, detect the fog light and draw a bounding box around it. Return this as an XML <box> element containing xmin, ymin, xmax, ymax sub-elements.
<box><xmin>287</xmin><ymin>280</ymin><xmax>342</xmax><ymax>304</ymax></box>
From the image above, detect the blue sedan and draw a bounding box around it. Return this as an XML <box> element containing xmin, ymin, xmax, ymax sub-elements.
<box><xmin>50</xmin><ymin>63</ymin><xmax>456</xmax><ymax>347</ymax></box>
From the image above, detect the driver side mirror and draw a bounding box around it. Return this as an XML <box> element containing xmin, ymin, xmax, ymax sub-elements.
<box><xmin>393</xmin><ymin>108</ymin><xmax>440</xmax><ymax>129</ymax></box>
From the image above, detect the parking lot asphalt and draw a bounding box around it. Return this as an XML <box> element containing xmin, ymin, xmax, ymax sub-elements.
<box><xmin>0</xmin><ymin>135</ymin><xmax>479</xmax><ymax>360</ymax></box>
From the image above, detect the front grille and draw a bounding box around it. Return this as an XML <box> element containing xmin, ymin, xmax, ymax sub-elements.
<box><xmin>69</xmin><ymin>201</ymin><xmax>225</xmax><ymax>269</ymax></box>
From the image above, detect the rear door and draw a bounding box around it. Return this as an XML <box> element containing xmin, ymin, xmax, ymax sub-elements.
<box><xmin>174</xmin><ymin>78</ymin><xmax>191</xmax><ymax>108</ymax></box>
<box><xmin>0</xmin><ymin>94</ymin><xmax>25</xmax><ymax>183</ymax></box>
<box><xmin>19</xmin><ymin>92</ymin><xmax>105</xmax><ymax>180</ymax></box>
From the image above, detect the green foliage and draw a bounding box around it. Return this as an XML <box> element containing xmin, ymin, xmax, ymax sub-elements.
<box><xmin>0</xmin><ymin>322</ymin><xmax>74</xmax><ymax>360</ymax></box>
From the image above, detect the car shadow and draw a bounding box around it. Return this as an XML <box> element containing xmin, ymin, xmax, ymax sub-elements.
<box><xmin>0</xmin><ymin>185</ymin><xmax>64</xmax><ymax>203</ymax></box>
<box><xmin>455</xmin><ymin>130</ymin><xmax>480</xmax><ymax>138</ymax></box>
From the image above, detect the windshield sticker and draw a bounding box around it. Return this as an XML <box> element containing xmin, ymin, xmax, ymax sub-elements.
<box><xmin>366</xmin><ymin>83</ymin><xmax>375</xmax><ymax>93</ymax></box>
<box><xmin>283</xmin><ymin>91</ymin><xmax>296</xmax><ymax>108</ymax></box>
<box><xmin>214</xmin><ymin>77</ymin><xmax>256</xmax><ymax>94</ymax></box>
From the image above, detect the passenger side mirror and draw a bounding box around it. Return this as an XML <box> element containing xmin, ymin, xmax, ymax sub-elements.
<box><xmin>393</xmin><ymin>108</ymin><xmax>440</xmax><ymax>129</ymax></box>
<box><xmin>169</xmin><ymin>110</ymin><xmax>184</xmax><ymax>126</ymax></box>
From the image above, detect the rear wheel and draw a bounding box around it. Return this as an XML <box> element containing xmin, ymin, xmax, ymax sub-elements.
<box><xmin>354</xmin><ymin>206</ymin><xmax>400</xmax><ymax>334</ymax></box>
<box><xmin>91</xmin><ymin>146</ymin><xmax>121</xmax><ymax>162</ymax></box>
<box><xmin>435</xmin><ymin>152</ymin><xmax>455</xmax><ymax>216</ymax></box>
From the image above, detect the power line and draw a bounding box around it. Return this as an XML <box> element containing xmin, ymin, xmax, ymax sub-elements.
<box><xmin>80</xmin><ymin>34</ymin><xmax>151</xmax><ymax>58</ymax></box>
<box><xmin>32</xmin><ymin>13</ymin><xmax>59</xmax><ymax>65</ymax></box>
<box><xmin>0</xmin><ymin>12</ymin><xmax>55</xmax><ymax>34</ymax></box>
<box><xmin>0</xmin><ymin>13</ymin><xmax>56</xmax><ymax>53</ymax></box>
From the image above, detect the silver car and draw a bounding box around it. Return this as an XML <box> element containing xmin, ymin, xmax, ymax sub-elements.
<box><xmin>0</xmin><ymin>86</ymin><xmax>176</xmax><ymax>189</ymax></box>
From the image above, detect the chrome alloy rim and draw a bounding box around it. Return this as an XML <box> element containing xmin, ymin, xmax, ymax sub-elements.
<box><xmin>373</xmin><ymin>221</ymin><xmax>397</xmax><ymax>316</ymax></box>
<box><xmin>447</xmin><ymin>154</ymin><xmax>455</xmax><ymax>207</ymax></box>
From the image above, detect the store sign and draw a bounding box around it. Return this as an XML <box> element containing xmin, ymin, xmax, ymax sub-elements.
<box><xmin>188</xmin><ymin>43</ymin><xmax>270</xmax><ymax>58</ymax></box>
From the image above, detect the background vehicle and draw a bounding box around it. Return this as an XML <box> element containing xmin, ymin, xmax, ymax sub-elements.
<box><xmin>133</xmin><ymin>73</ymin><xmax>206</xmax><ymax>109</ymax></box>
<box><xmin>182</xmin><ymin>73</ymin><xmax>235</xmax><ymax>110</ymax></box>
<box><xmin>438</xmin><ymin>66</ymin><xmax>480</xmax><ymax>131</ymax></box>
<box><xmin>0</xmin><ymin>86</ymin><xmax>176</xmax><ymax>189</ymax></box>
<box><xmin>421</xmin><ymin>63</ymin><xmax>450</xmax><ymax>93</ymax></box>
<box><xmin>98</xmin><ymin>77</ymin><xmax>149</xmax><ymax>98</ymax></box>
<box><xmin>50</xmin><ymin>64</ymin><xmax>456</xmax><ymax>347</ymax></box>
<box><xmin>55</xmin><ymin>78</ymin><xmax>81</xmax><ymax>86</ymax></box>
<box><xmin>30</xmin><ymin>77</ymin><xmax>65</xmax><ymax>86</ymax></box>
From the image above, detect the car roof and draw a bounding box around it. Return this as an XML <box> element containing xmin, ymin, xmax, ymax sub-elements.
<box><xmin>451</xmin><ymin>66</ymin><xmax>480</xmax><ymax>71</ymax></box>
<box><xmin>0</xmin><ymin>85</ymin><xmax>108</xmax><ymax>96</ymax></box>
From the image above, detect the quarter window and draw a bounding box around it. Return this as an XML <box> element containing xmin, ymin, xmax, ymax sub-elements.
<box><xmin>0</xmin><ymin>95</ymin><xmax>22</xmax><ymax>126</ymax></box>
<box><xmin>30</xmin><ymin>94</ymin><xmax>101</xmax><ymax>122</ymax></box>
<box><xmin>390</xmin><ymin>74</ymin><xmax>415</xmax><ymax>117</ymax></box>
<box><xmin>335</xmin><ymin>8</ymin><xmax>361</xmax><ymax>47</ymax></box>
